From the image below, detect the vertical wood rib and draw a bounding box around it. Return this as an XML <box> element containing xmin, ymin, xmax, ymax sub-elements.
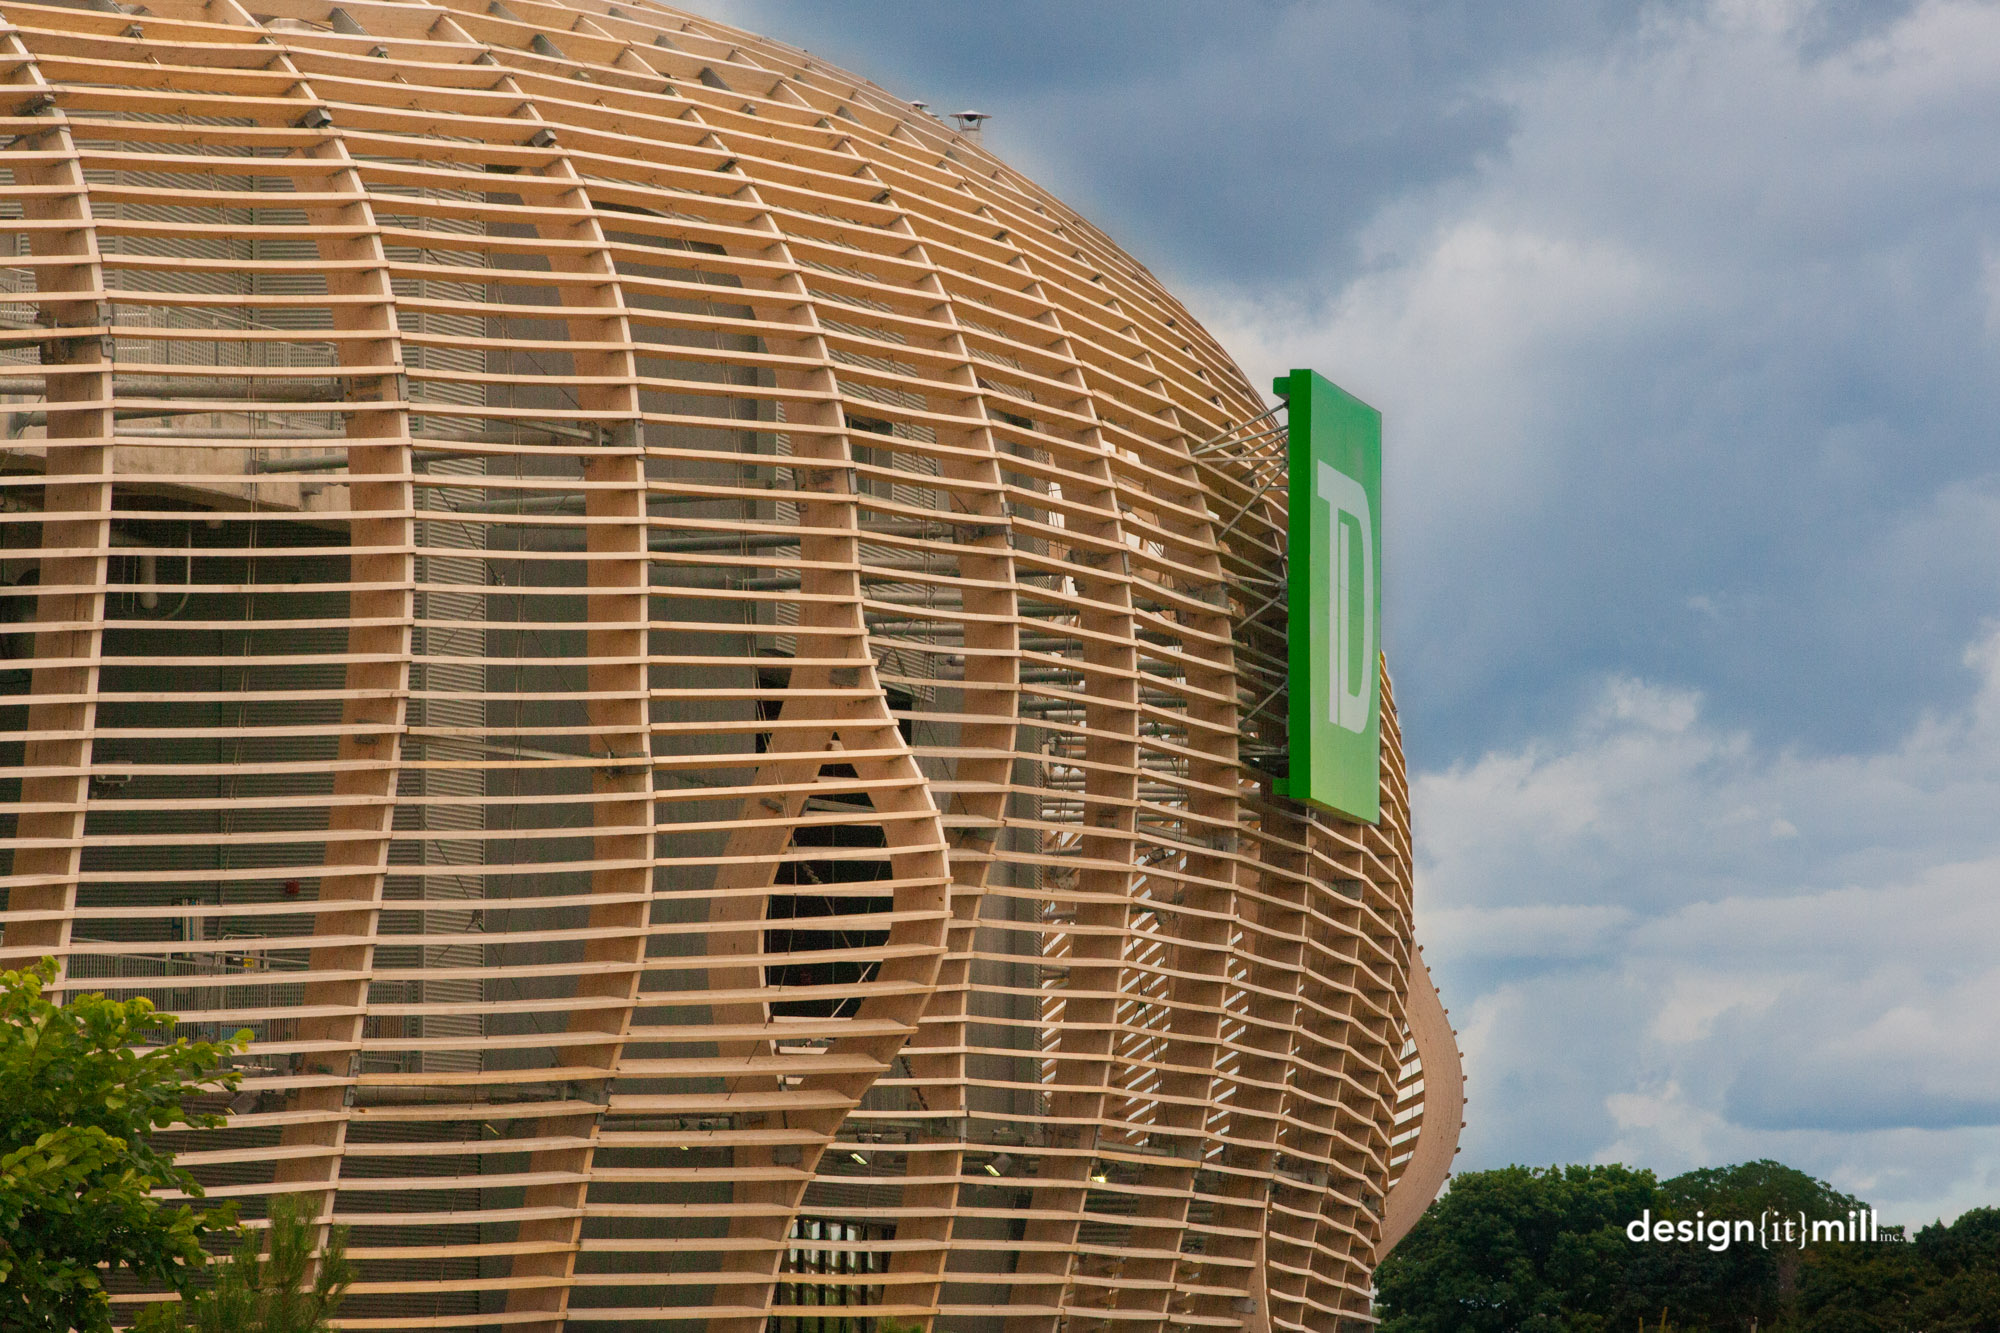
<box><xmin>1376</xmin><ymin>954</ymin><xmax>1462</xmax><ymax>1257</ymax></box>
<box><xmin>1001</xmin><ymin>268</ymin><xmax>1143</xmax><ymax>1333</ymax></box>
<box><xmin>193</xmin><ymin>0</ymin><xmax>417</xmax><ymax>1238</ymax></box>
<box><xmin>852</xmin><ymin>202</ymin><xmax>1023</xmax><ymax>1316</ymax></box>
<box><xmin>696</xmin><ymin>116</ymin><xmax>951</xmax><ymax>1333</ymax></box>
<box><xmin>0</xmin><ymin>30</ymin><xmax>109</xmax><ymax>976</ymax></box>
<box><xmin>494</xmin><ymin>72</ymin><xmax>654</xmax><ymax>1330</ymax></box>
<box><xmin>1105</xmin><ymin>420</ymin><xmax>1243</xmax><ymax>1333</ymax></box>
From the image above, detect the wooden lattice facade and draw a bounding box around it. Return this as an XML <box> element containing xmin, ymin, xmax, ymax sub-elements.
<box><xmin>0</xmin><ymin>1</ymin><xmax>1462</xmax><ymax>1328</ymax></box>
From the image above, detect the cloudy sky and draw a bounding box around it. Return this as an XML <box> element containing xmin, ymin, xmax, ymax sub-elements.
<box><xmin>702</xmin><ymin>0</ymin><xmax>2000</xmax><ymax>1226</ymax></box>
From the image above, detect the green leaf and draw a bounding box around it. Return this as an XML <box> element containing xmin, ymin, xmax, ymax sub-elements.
<box><xmin>0</xmin><ymin>957</ymin><xmax>244</xmax><ymax>1333</ymax></box>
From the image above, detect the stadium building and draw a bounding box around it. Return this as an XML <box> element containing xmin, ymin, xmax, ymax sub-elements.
<box><xmin>0</xmin><ymin>1</ymin><xmax>1462</xmax><ymax>1328</ymax></box>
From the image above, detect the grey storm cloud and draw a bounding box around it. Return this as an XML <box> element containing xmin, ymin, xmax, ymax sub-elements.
<box><xmin>1727</xmin><ymin>1063</ymin><xmax>2000</xmax><ymax>1135</ymax></box>
<box><xmin>707</xmin><ymin>1</ymin><xmax>1662</xmax><ymax>293</ymax></box>
<box><xmin>692</xmin><ymin>0</ymin><xmax>2000</xmax><ymax>1225</ymax></box>
<box><xmin>1208</xmin><ymin>2</ymin><xmax>2000</xmax><ymax>768</ymax></box>
<box><xmin>1417</xmin><ymin>644</ymin><xmax>2000</xmax><ymax>1218</ymax></box>
<box><xmin>713</xmin><ymin>0</ymin><xmax>2000</xmax><ymax>769</ymax></box>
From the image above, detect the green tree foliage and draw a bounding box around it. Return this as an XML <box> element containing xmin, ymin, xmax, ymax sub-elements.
<box><xmin>135</xmin><ymin>1192</ymin><xmax>354</xmax><ymax>1333</ymax></box>
<box><xmin>1789</xmin><ymin>1207</ymin><xmax>2000</xmax><ymax>1333</ymax></box>
<box><xmin>1372</xmin><ymin>1162</ymin><xmax>1661</xmax><ymax>1331</ymax></box>
<box><xmin>1377</xmin><ymin>1161</ymin><xmax>2000</xmax><ymax>1333</ymax></box>
<box><xmin>0</xmin><ymin>957</ymin><xmax>247</xmax><ymax>1333</ymax></box>
<box><xmin>1910</xmin><ymin>1206</ymin><xmax>2000</xmax><ymax>1329</ymax></box>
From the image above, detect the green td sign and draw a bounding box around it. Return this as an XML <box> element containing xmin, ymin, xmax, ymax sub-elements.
<box><xmin>1271</xmin><ymin>369</ymin><xmax>1381</xmax><ymax>824</ymax></box>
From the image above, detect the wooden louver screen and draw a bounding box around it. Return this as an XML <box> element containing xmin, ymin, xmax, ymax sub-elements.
<box><xmin>0</xmin><ymin>1</ymin><xmax>1463</xmax><ymax>1329</ymax></box>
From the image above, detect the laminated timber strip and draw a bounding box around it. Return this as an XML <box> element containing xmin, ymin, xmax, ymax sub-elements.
<box><xmin>0</xmin><ymin>1</ymin><xmax>1463</xmax><ymax>1331</ymax></box>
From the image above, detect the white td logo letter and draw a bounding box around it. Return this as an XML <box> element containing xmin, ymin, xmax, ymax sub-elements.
<box><xmin>1317</xmin><ymin>461</ymin><xmax>1374</xmax><ymax>734</ymax></box>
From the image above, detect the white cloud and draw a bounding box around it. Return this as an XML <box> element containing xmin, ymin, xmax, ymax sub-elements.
<box><xmin>1983</xmin><ymin>244</ymin><xmax>2000</xmax><ymax>339</ymax></box>
<box><xmin>1413</xmin><ymin>628</ymin><xmax>2000</xmax><ymax>1223</ymax></box>
<box><xmin>1647</xmin><ymin>973</ymin><xmax>1786</xmax><ymax>1044</ymax></box>
<box><xmin>1196</xmin><ymin>0</ymin><xmax>2000</xmax><ymax>770</ymax></box>
<box><xmin>1191</xmin><ymin>0</ymin><xmax>2000</xmax><ymax>1224</ymax></box>
<box><xmin>1211</xmin><ymin>218</ymin><xmax>1675</xmax><ymax>556</ymax></box>
<box><xmin>1425</xmin><ymin>902</ymin><xmax>1634</xmax><ymax>962</ymax></box>
<box><xmin>1209</xmin><ymin>0</ymin><xmax>2000</xmax><ymax>467</ymax></box>
<box><xmin>1603</xmin><ymin>1082</ymin><xmax>1735</xmax><ymax>1167</ymax></box>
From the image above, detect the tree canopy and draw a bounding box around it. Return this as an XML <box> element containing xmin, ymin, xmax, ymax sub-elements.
<box><xmin>0</xmin><ymin>958</ymin><xmax>246</xmax><ymax>1333</ymax></box>
<box><xmin>1376</xmin><ymin>1161</ymin><xmax>1999</xmax><ymax>1333</ymax></box>
<box><xmin>1373</xmin><ymin>1162</ymin><xmax>1662</xmax><ymax>1332</ymax></box>
<box><xmin>1786</xmin><ymin>1207</ymin><xmax>2000</xmax><ymax>1333</ymax></box>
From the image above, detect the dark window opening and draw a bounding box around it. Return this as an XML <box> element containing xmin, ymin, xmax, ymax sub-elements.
<box><xmin>766</xmin><ymin>797</ymin><xmax>889</xmax><ymax>1019</ymax></box>
<box><xmin>846</xmin><ymin>415</ymin><xmax>894</xmax><ymax>499</ymax></box>
<box><xmin>758</xmin><ymin>673</ymin><xmax>907</xmax><ymax>1019</ymax></box>
<box><xmin>769</xmin><ymin>1216</ymin><xmax>894</xmax><ymax>1333</ymax></box>
<box><xmin>755</xmin><ymin>662</ymin><xmax>790</xmax><ymax>755</ymax></box>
